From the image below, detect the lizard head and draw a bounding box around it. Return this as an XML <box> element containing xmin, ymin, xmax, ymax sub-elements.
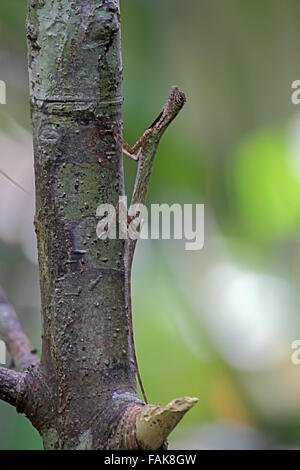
<box><xmin>156</xmin><ymin>86</ymin><xmax>186</xmax><ymax>131</ymax></box>
<box><xmin>167</xmin><ymin>85</ymin><xmax>186</xmax><ymax>111</ymax></box>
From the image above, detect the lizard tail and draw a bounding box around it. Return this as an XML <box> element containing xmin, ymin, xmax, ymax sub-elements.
<box><xmin>126</xmin><ymin>239</ymin><xmax>148</xmax><ymax>404</ymax></box>
<box><xmin>129</xmin><ymin>311</ymin><xmax>148</xmax><ymax>404</ymax></box>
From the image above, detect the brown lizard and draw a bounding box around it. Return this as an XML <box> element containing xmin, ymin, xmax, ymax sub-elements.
<box><xmin>114</xmin><ymin>86</ymin><xmax>186</xmax><ymax>403</ymax></box>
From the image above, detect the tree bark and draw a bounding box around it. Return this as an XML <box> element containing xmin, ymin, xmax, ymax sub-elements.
<box><xmin>0</xmin><ymin>0</ymin><xmax>197</xmax><ymax>450</ymax></box>
<box><xmin>27</xmin><ymin>0</ymin><xmax>141</xmax><ymax>449</ymax></box>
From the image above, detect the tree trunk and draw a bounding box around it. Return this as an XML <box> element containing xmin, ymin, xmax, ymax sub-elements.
<box><xmin>0</xmin><ymin>0</ymin><xmax>197</xmax><ymax>450</ymax></box>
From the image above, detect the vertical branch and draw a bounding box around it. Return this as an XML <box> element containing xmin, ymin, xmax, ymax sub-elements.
<box><xmin>27</xmin><ymin>0</ymin><xmax>140</xmax><ymax>449</ymax></box>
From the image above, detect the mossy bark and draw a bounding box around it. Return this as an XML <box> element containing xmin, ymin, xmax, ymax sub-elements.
<box><xmin>26</xmin><ymin>0</ymin><xmax>143</xmax><ymax>449</ymax></box>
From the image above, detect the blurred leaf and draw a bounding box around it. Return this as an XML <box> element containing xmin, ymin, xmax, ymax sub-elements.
<box><xmin>229</xmin><ymin>128</ymin><xmax>300</xmax><ymax>243</ymax></box>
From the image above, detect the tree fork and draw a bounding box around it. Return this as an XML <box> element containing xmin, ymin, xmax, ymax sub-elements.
<box><xmin>0</xmin><ymin>0</ymin><xmax>198</xmax><ymax>450</ymax></box>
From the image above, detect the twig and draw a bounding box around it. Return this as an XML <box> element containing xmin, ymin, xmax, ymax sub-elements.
<box><xmin>0</xmin><ymin>285</ymin><xmax>39</xmax><ymax>371</ymax></box>
<box><xmin>0</xmin><ymin>366</ymin><xmax>25</xmax><ymax>407</ymax></box>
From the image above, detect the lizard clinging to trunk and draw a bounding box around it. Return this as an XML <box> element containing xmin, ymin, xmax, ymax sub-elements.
<box><xmin>2</xmin><ymin>87</ymin><xmax>186</xmax><ymax>406</ymax></box>
<box><xmin>113</xmin><ymin>86</ymin><xmax>186</xmax><ymax>403</ymax></box>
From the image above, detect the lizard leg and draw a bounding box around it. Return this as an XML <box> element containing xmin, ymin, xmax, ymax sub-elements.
<box><xmin>122</xmin><ymin>148</ymin><xmax>139</xmax><ymax>161</ymax></box>
<box><xmin>114</xmin><ymin>132</ymin><xmax>137</xmax><ymax>154</ymax></box>
<box><xmin>114</xmin><ymin>129</ymin><xmax>150</xmax><ymax>154</ymax></box>
<box><xmin>102</xmin><ymin>119</ymin><xmax>140</xmax><ymax>154</ymax></box>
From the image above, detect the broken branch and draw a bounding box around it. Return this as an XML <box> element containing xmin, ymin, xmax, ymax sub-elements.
<box><xmin>0</xmin><ymin>366</ymin><xmax>25</xmax><ymax>407</ymax></box>
<box><xmin>136</xmin><ymin>396</ymin><xmax>199</xmax><ymax>450</ymax></box>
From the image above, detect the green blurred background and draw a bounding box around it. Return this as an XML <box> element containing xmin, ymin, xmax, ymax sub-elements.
<box><xmin>1</xmin><ymin>0</ymin><xmax>300</xmax><ymax>449</ymax></box>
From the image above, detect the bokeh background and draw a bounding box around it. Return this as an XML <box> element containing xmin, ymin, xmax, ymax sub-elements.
<box><xmin>1</xmin><ymin>0</ymin><xmax>300</xmax><ymax>449</ymax></box>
